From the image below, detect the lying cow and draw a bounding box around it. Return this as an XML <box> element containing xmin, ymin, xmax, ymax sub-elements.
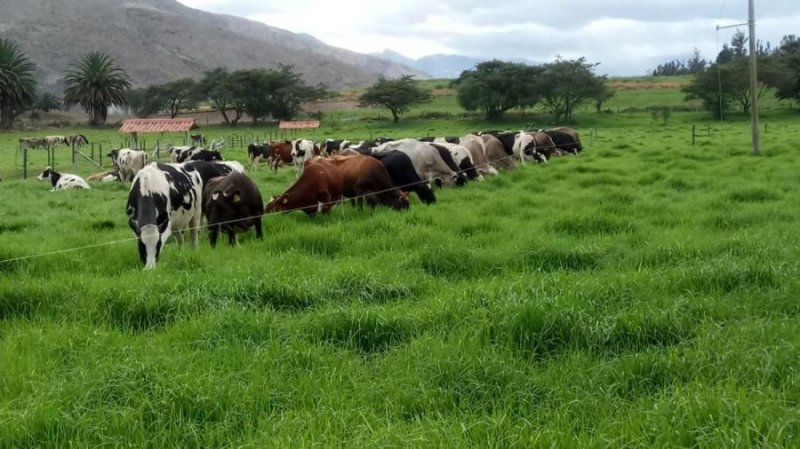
<box><xmin>37</xmin><ymin>166</ymin><xmax>90</xmax><ymax>191</ymax></box>
<box><xmin>328</xmin><ymin>154</ymin><xmax>409</xmax><ymax>210</ymax></box>
<box><xmin>126</xmin><ymin>163</ymin><xmax>203</xmax><ymax>268</ymax></box>
<box><xmin>265</xmin><ymin>158</ymin><xmax>344</xmax><ymax>216</ymax></box>
<box><xmin>110</xmin><ymin>149</ymin><xmax>149</xmax><ymax>182</ymax></box>
<box><xmin>203</xmin><ymin>172</ymin><xmax>264</xmax><ymax>247</ymax></box>
<box><xmin>87</xmin><ymin>170</ymin><xmax>121</xmax><ymax>182</ymax></box>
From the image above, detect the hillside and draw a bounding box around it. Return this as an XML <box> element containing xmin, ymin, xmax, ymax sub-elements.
<box><xmin>0</xmin><ymin>0</ymin><xmax>428</xmax><ymax>93</ymax></box>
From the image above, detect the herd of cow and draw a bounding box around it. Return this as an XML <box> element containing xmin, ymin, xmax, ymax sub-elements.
<box><xmin>34</xmin><ymin>127</ymin><xmax>582</xmax><ymax>268</ymax></box>
<box><xmin>19</xmin><ymin>134</ymin><xmax>89</xmax><ymax>150</ymax></box>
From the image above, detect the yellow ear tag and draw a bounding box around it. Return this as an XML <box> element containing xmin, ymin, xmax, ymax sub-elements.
<box><xmin>233</xmin><ymin>194</ymin><xmax>241</xmax><ymax>203</ymax></box>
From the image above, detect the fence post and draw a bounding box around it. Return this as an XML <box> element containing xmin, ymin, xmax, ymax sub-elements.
<box><xmin>23</xmin><ymin>146</ymin><xmax>27</xmax><ymax>179</ymax></box>
<box><xmin>692</xmin><ymin>125</ymin><xmax>696</xmax><ymax>146</ymax></box>
<box><xmin>99</xmin><ymin>144</ymin><xmax>103</xmax><ymax>167</ymax></box>
<box><xmin>764</xmin><ymin>122</ymin><xmax>768</xmax><ymax>134</ymax></box>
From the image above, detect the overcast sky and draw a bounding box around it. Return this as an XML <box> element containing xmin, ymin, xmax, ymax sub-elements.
<box><xmin>177</xmin><ymin>0</ymin><xmax>800</xmax><ymax>76</ymax></box>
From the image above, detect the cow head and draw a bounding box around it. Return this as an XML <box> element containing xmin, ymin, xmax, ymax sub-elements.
<box><xmin>37</xmin><ymin>166</ymin><xmax>53</xmax><ymax>181</ymax></box>
<box><xmin>128</xmin><ymin>196</ymin><xmax>171</xmax><ymax>269</ymax></box>
<box><xmin>265</xmin><ymin>194</ymin><xmax>288</xmax><ymax>213</ymax></box>
<box><xmin>392</xmin><ymin>191</ymin><xmax>410</xmax><ymax>211</ymax></box>
<box><xmin>108</xmin><ymin>149</ymin><xmax>120</xmax><ymax>165</ymax></box>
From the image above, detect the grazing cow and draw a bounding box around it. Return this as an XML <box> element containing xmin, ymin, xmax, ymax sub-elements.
<box><xmin>265</xmin><ymin>158</ymin><xmax>344</xmax><ymax>216</ymax></box>
<box><xmin>203</xmin><ymin>172</ymin><xmax>264</xmax><ymax>247</ymax></box>
<box><xmin>268</xmin><ymin>141</ymin><xmax>294</xmax><ymax>172</ymax></box>
<box><xmin>247</xmin><ymin>143</ymin><xmax>271</xmax><ymax>170</ymax></box>
<box><xmin>182</xmin><ymin>160</ymin><xmax>245</xmax><ymax>185</ymax></box>
<box><xmin>548</xmin><ymin>127</ymin><xmax>583</xmax><ymax>153</ymax></box>
<box><xmin>168</xmin><ymin>145</ymin><xmax>197</xmax><ymax>163</ymax></box>
<box><xmin>110</xmin><ymin>149</ymin><xmax>149</xmax><ymax>182</ymax></box>
<box><xmin>372</xmin><ymin>150</ymin><xmax>436</xmax><ymax>205</ymax></box>
<box><xmin>178</xmin><ymin>149</ymin><xmax>224</xmax><ymax>163</ymax></box>
<box><xmin>375</xmin><ymin>139</ymin><xmax>467</xmax><ymax>187</ymax></box>
<box><xmin>328</xmin><ymin>154</ymin><xmax>409</xmax><ymax>210</ymax></box>
<box><xmin>512</xmin><ymin>133</ymin><xmax>549</xmax><ymax>164</ymax></box>
<box><xmin>88</xmin><ymin>170</ymin><xmax>121</xmax><ymax>182</ymax></box>
<box><xmin>420</xmin><ymin>136</ymin><xmax>460</xmax><ymax>144</ymax></box>
<box><xmin>126</xmin><ymin>163</ymin><xmax>203</xmax><ymax>269</ymax></box>
<box><xmin>321</xmin><ymin>139</ymin><xmax>351</xmax><ymax>156</ymax></box>
<box><xmin>291</xmin><ymin>139</ymin><xmax>318</xmax><ymax>172</ymax></box>
<box><xmin>487</xmin><ymin>132</ymin><xmax>518</xmax><ymax>156</ymax></box>
<box><xmin>19</xmin><ymin>138</ymin><xmax>48</xmax><ymax>150</ymax></box>
<box><xmin>37</xmin><ymin>166</ymin><xmax>90</xmax><ymax>191</ymax></box>
<box><xmin>190</xmin><ymin>133</ymin><xmax>206</xmax><ymax>146</ymax></box>
<box><xmin>544</xmin><ymin>129</ymin><xmax>582</xmax><ymax>155</ymax></box>
<box><xmin>481</xmin><ymin>134</ymin><xmax>516</xmax><ymax>170</ymax></box>
<box><xmin>66</xmin><ymin>135</ymin><xmax>89</xmax><ymax>147</ymax></box>
<box><xmin>45</xmin><ymin>136</ymin><xmax>69</xmax><ymax>147</ymax></box>
<box><xmin>459</xmin><ymin>134</ymin><xmax>498</xmax><ymax>176</ymax></box>
<box><xmin>433</xmin><ymin>140</ymin><xmax>481</xmax><ymax>181</ymax></box>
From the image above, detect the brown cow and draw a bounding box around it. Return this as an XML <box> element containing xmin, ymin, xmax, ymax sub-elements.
<box><xmin>328</xmin><ymin>154</ymin><xmax>409</xmax><ymax>210</ymax></box>
<box><xmin>481</xmin><ymin>134</ymin><xmax>516</xmax><ymax>170</ymax></box>
<box><xmin>269</xmin><ymin>141</ymin><xmax>294</xmax><ymax>172</ymax></box>
<box><xmin>264</xmin><ymin>158</ymin><xmax>344</xmax><ymax>216</ymax></box>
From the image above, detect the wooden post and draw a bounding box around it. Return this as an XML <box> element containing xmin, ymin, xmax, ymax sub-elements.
<box><xmin>23</xmin><ymin>146</ymin><xmax>27</xmax><ymax>179</ymax></box>
<box><xmin>748</xmin><ymin>0</ymin><xmax>761</xmax><ymax>156</ymax></box>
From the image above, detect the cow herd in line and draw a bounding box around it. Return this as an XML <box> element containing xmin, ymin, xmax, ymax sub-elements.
<box><xmin>32</xmin><ymin>127</ymin><xmax>582</xmax><ymax>268</ymax></box>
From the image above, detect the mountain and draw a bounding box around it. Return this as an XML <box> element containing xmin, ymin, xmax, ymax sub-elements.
<box><xmin>373</xmin><ymin>49</ymin><xmax>541</xmax><ymax>79</ymax></box>
<box><xmin>0</xmin><ymin>0</ymin><xmax>428</xmax><ymax>93</ymax></box>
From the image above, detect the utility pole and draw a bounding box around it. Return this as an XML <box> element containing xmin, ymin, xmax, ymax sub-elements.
<box><xmin>748</xmin><ymin>0</ymin><xmax>761</xmax><ymax>156</ymax></box>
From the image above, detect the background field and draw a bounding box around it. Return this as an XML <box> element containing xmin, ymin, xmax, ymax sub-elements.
<box><xmin>2</xmin><ymin>79</ymin><xmax>800</xmax><ymax>447</ymax></box>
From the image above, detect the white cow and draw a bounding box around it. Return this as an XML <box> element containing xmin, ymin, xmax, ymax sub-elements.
<box><xmin>375</xmin><ymin>139</ymin><xmax>467</xmax><ymax>187</ymax></box>
<box><xmin>110</xmin><ymin>149</ymin><xmax>149</xmax><ymax>182</ymax></box>
<box><xmin>37</xmin><ymin>166</ymin><xmax>90</xmax><ymax>191</ymax></box>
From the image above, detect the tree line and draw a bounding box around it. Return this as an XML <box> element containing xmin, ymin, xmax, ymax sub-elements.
<box><xmin>0</xmin><ymin>38</ymin><xmax>326</xmax><ymax>129</ymax></box>
<box><xmin>359</xmin><ymin>57</ymin><xmax>611</xmax><ymax>122</ymax></box>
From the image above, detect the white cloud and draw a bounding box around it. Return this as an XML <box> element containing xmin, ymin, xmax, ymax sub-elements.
<box><xmin>176</xmin><ymin>0</ymin><xmax>800</xmax><ymax>75</ymax></box>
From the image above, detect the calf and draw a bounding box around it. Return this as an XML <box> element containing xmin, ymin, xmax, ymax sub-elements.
<box><xmin>126</xmin><ymin>163</ymin><xmax>203</xmax><ymax>269</ymax></box>
<box><xmin>37</xmin><ymin>166</ymin><xmax>90</xmax><ymax>191</ymax></box>
<box><xmin>110</xmin><ymin>149</ymin><xmax>149</xmax><ymax>182</ymax></box>
<box><xmin>372</xmin><ymin>150</ymin><xmax>436</xmax><ymax>204</ymax></box>
<box><xmin>265</xmin><ymin>158</ymin><xmax>344</xmax><ymax>216</ymax></box>
<box><xmin>329</xmin><ymin>154</ymin><xmax>409</xmax><ymax>210</ymax></box>
<box><xmin>203</xmin><ymin>172</ymin><xmax>264</xmax><ymax>247</ymax></box>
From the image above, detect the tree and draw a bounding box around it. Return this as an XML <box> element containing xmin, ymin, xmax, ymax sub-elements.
<box><xmin>198</xmin><ymin>68</ymin><xmax>241</xmax><ymax>125</ymax></box>
<box><xmin>453</xmin><ymin>60</ymin><xmax>542</xmax><ymax>120</ymax></box>
<box><xmin>0</xmin><ymin>38</ymin><xmax>36</xmax><ymax>129</ymax></box>
<box><xmin>593</xmin><ymin>84</ymin><xmax>615</xmax><ymax>113</ymax></box>
<box><xmin>126</xmin><ymin>86</ymin><xmax>166</xmax><ymax>117</ymax></box>
<box><xmin>159</xmin><ymin>78</ymin><xmax>200</xmax><ymax>118</ymax></box>
<box><xmin>539</xmin><ymin>57</ymin><xmax>607</xmax><ymax>122</ymax></box>
<box><xmin>359</xmin><ymin>75</ymin><xmax>431</xmax><ymax>123</ymax></box>
<box><xmin>63</xmin><ymin>52</ymin><xmax>131</xmax><ymax>126</ymax></box>
<box><xmin>33</xmin><ymin>92</ymin><xmax>62</xmax><ymax>112</ymax></box>
<box><xmin>717</xmin><ymin>44</ymin><xmax>735</xmax><ymax>64</ymax></box>
<box><xmin>683</xmin><ymin>57</ymin><xmax>778</xmax><ymax>119</ymax></box>
<box><xmin>769</xmin><ymin>35</ymin><xmax>800</xmax><ymax>103</ymax></box>
<box><xmin>226</xmin><ymin>66</ymin><xmax>325</xmax><ymax>125</ymax></box>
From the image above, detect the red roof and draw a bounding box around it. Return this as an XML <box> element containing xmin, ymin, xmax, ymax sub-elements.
<box><xmin>120</xmin><ymin>118</ymin><xmax>195</xmax><ymax>133</ymax></box>
<box><xmin>279</xmin><ymin>120</ymin><xmax>320</xmax><ymax>129</ymax></box>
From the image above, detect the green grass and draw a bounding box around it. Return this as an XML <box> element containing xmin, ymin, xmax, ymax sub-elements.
<box><xmin>2</xmin><ymin>81</ymin><xmax>800</xmax><ymax>446</ymax></box>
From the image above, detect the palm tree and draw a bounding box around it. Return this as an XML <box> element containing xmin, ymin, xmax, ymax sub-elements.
<box><xmin>0</xmin><ymin>39</ymin><xmax>36</xmax><ymax>129</ymax></box>
<box><xmin>63</xmin><ymin>52</ymin><xmax>130</xmax><ymax>126</ymax></box>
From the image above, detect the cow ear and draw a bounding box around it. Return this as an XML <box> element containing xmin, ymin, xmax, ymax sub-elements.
<box><xmin>282</xmin><ymin>197</ymin><xmax>288</xmax><ymax>205</ymax></box>
<box><xmin>269</xmin><ymin>195</ymin><xmax>276</xmax><ymax>202</ymax></box>
<box><xmin>212</xmin><ymin>192</ymin><xmax>220</xmax><ymax>201</ymax></box>
<box><xmin>233</xmin><ymin>194</ymin><xmax>241</xmax><ymax>203</ymax></box>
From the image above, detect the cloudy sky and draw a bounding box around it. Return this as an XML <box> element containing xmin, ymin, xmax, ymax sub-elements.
<box><xmin>176</xmin><ymin>0</ymin><xmax>800</xmax><ymax>75</ymax></box>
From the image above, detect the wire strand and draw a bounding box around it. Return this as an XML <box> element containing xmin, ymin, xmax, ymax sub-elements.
<box><xmin>0</xmin><ymin>137</ymin><xmax>572</xmax><ymax>265</ymax></box>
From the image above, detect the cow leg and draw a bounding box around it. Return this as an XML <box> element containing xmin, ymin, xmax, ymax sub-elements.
<box><xmin>227</xmin><ymin>229</ymin><xmax>237</xmax><ymax>246</ymax></box>
<box><xmin>174</xmin><ymin>230</ymin><xmax>184</xmax><ymax>247</ymax></box>
<box><xmin>255</xmin><ymin>218</ymin><xmax>263</xmax><ymax>241</ymax></box>
<box><xmin>209</xmin><ymin>226</ymin><xmax>219</xmax><ymax>248</ymax></box>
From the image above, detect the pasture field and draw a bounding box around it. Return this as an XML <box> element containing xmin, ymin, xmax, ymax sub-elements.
<box><xmin>3</xmin><ymin>100</ymin><xmax>800</xmax><ymax>446</ymax></box>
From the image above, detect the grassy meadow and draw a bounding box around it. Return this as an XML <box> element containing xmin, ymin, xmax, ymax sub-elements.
<box><xmin>2</xmin><ymin>80</ymin><xmax>800</xmax><ymax>447</ymax></box>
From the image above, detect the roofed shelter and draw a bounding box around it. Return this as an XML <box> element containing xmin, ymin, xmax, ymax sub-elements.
<box><xmin>119</xmin><ymin>118</ymin><xmax>196</xmax><ymax>156</ymax></box>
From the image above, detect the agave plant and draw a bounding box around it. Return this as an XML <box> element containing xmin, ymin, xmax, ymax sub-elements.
<box><xmin>0</xmin><ymin>38</ymin><xmax>36</xmax><ymax>129</ymax></box>
<box><xmin>63</xmin><ymin>52</ymin><xmax>130</xmax><ymax>126</ymax></box>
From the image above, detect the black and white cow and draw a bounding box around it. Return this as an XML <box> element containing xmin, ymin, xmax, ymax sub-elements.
<box><xmin>37</xmin><ymin>166</ymin><xmax>90</xmax><ymax>191</ymax></box>
<box><xmin>178</xmin><ymin>149</ymin><xmax>224</xmax><ymax>163</ymax></box>
<box><xmin>126</xmin><ymin>163</ymin><xmax>203</xmax><ymax>269</ymax></box>
<box><xmin>375</xmin><ymin>139</ymin><xmax>467</xmax><ymax>187</ymax></box>
<box><xmin>291</xmin><ymin>139</ymin><xmax>317</xmax><ymax>172</ymax></box>
<box><xmin>321</xmin><ymin>139</ymin><xmax>351</xmax><ymax>156</ymax></box>
<box><xmin>182</xmin><ymin>160</ymin><xmax>245</xmax><ymax>185</ymax></box>
<box><xmin>433</xmin><ymin>139</ymin><xmax>481</xmax><ymax>181</ymax></box>
<box><xmin>371</xmin><ymin>150</ymin><xmax>436</xmax><ymax>204</ymax></box>
<box><xmin>110</xmin><ymin>149</ymin><xmax>149</xmax><ymax>182</ymax></box>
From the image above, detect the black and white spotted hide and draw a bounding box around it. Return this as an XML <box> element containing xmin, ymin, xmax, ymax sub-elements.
<box><xmin>126</xmin><ymin>163</ymin><xmax>203</xmax><ymax>269</ymax></box>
